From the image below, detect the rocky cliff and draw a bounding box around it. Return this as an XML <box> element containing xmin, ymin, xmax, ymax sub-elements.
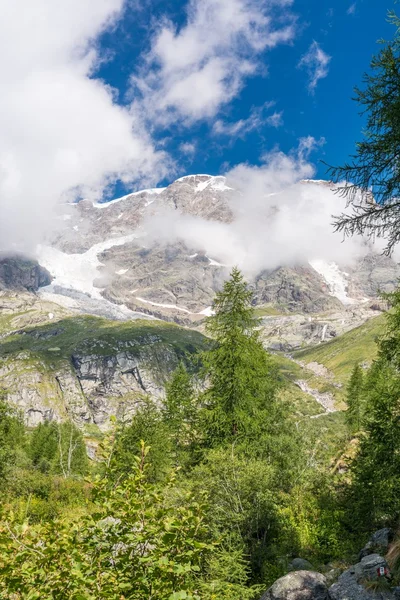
<box><xmin>0</xmin><ymin>292</ymin><xmax>208</xmax><ymax>430</ymax></box>
<box><xmin>35</xmin><ymin>175</ymin><xmax>400</xmax><ymax>327</ymax></box>
<box><xmin>0</xmin><ymin>254</ymin><xmax>51</xmax><ymax>291</ymax></box>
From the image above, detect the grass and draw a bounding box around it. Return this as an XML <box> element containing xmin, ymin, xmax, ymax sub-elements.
<box><xmin>293</xmin><ymin>314</ymin><xmax>385</xmax><ymax>384</ymax></box>
<box><xmin>0</xmin><ymin>315</ymin><xmax>210</xmax><ymax>369</ymax></box>
<box><xmin>255</xmin><ymin>305</ymin><xmax>285</xmax><ymax>317</ymax></box>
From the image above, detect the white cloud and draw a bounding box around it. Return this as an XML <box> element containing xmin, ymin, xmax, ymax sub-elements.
<box><xmin>266</xmin><ymin>111</ymin><xmax>284</xmax><ymax>128</ymax></box>
<box><xmin>142</xmin><ymin>139</ymin><xmax>372</xmax><ymax>275</ymax></box>
<box><xmin>299</xmin><ymin>41</ymin><xmax>331</xmax><ymax>94</ymax></box>
<box><xmin>179</xmin><ymin>142</ymin><xmax>197</xmax><ymax>156</ymax></box>
<box><xmin>347</xmin><ymin>3</ymin><xmax>356</xmax><ymax>15</ymax></box>
<box><xmin>213</xmin><ymin>102</ymin><xmax>283</xmax><ymax>137</ymax></box>
<box><xmin>131</xmin><ymin>0</ymin><xmax>296</xmax><ymax>125</ymax></box>
<box><xmin>0</xmin><ymin>0</ymin><xmax>168</xmax><ymax>253</ymax></box>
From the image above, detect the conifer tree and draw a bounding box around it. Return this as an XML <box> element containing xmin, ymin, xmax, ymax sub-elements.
<box><xmin>202</xmin><ymin>267</ymin><xmax>278</xmax><ymax>445</ymax></box>
<box><xmin>346</xmin><ymin>364</ymin><xmax>364</xmax><ymax>433</ymax></box>
<box><xmin>327</xmin><ymin>12</ymin><xmax>400</xmax><ymax>254</ymax></box>
<box><xmin>164</xmin><ymin>361</ymin><xmax>197</xmax><ymax>440</ymax></box>
<box><xmin>349</xmin><ymin>289</ymin><xmax>400</xmax><ymax>526</ymax></box>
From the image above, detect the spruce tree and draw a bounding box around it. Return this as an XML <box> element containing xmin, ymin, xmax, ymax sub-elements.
<box><xmin>348</xmin><ymin>289</ymin><xmax>400</xmax><ymax>526</ymax></box>
<box><xmin>346</xmin><ymin>364</ymin><xmax>364</xmax><ymax>433</ymax></box>
<box><xmin>326</xmin><ymin>12</ymin><xmax>400</xmax><ymax>254</ymax></box>
<box><xmin>202</xmin><ymin>267</ymin><xmax>279</xmax><ymax>446</ymax></box>
<box><xmin>164</xmin><ymin>362</ymin><xmax>197</xmax><ymax>438</ymax></box>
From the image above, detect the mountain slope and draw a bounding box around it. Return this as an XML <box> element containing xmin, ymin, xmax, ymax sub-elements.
<box><xmin>0</xmin><ymin>295</ymin><xmax>208</xmax><ymax>429</ymax></box>
<box><xmin>35</xmin><ymin>175</ymin><xmax>400</xmax><ymax>328</ymax></box>
<box><xmin>294</xmin><ymin>313</ymin><xmax>384</xmax><ymax>382</ymax></box>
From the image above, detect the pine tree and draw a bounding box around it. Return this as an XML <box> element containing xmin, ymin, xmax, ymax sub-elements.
<box><xmin>348</xmin><ymin>289</ymin><xmax>400</xmax><ymax>526</ymax></box>
<box><xmin>326</xmin><ymin>12</ymin><xmax>400</xmax><ymax>254</ymax></box>
<box><xmin>165</xmin><ymin>362</ymin><xmax>196</xmax><ymax>431</ymax></box>
<box><xmin>346</xmin><ymin>364</ymin><xmax>364</xmax><ymax>433</ymax></box>
<box><xmin>202</xmin><ymin>267</ymin><xmax>279</xmax><ymax>445</ymax></box>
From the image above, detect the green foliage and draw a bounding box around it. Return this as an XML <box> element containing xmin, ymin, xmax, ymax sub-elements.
<box><xmin>202</xmin><ymin>267</ymin><xmax>280</xmax><ymax>446</ymax></box>
<box><xmin>346</xmin><ymin>288</ymin><xmax>400</xmax><ymax>529</ymax></box>
<box><xmin>164</xmin><ymin>362</ymin><xmax>200</xmax><ymax>453</ymax></box>
<box><xmin>0</xmin><ymin>442</ymin><xmax>251</xmax><ymax>600</ymax></box>
<box><xmin>0</xmin><ymin>395</ymin><xmax>25</xmax><ymax>485</ymax></box>
<box><xmin>29</xmin><ymin>421</ymin><xmax>88</xmax><ymax>477</ymax></box>
<box><xmin>348</xmin><ymin>360</ymin><xmax>400</xmax><ymax>528</ymax></box>
<box><xmin>346</xmin><ymin>364</ymin><xmax>365</xmax><ymax>433</ymax></box>
<box><xmin>113</xmin><ymin>399</ymin><xmax>173</xmax><ymax>481</ymax></box>
<box><xmin>326</xmin><ymin>12</ymin><xmax>400</xmax><ymax>253</ymax></box>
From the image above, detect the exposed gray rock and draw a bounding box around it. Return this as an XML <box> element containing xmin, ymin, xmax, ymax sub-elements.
<box><xmin>288</xmin><ymin>558</ymin><xmax>314</xmax><ymax>572</ymax></box>
<box><xmin>359</xmin><ymin>529</ymin><xmax>394</xmax><ymax>560</ymax></box>
<box><xmin>355</xmin><ymin>554</ymin><xmax>390</xmax><ymax>582</ymax></box>
<box><xmin>0</xmin><ymin>254</ymin><xmax>51</xmax><ymax>291</ymax></box>
<box><xmin>329</xmin><ymin>555</ymin><xmax>393</xmax><ymax>600</ymax></box>
<box><xmin>260</xmin><ymin>571</ymin><xmax>330</xmax><ymax>600</ymax></box>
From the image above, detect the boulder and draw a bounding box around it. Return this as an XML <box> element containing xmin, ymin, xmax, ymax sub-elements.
<box><xmin>355</xmin><ymin>553</ymin><xmax>390</xmax><ymax>582</ymax></box>
<box><xmin>329</xmin><ymin>555</ymin><xmax>394</xmax><ymax>600</ymax></box>
<box><xmin>359</xmin><ymin>529</ymin><xmax>394</xmax><ymax>560</ymax></box>
<box><xmin>260</xmin><ymin>571</ymin><xmax>331</xmax><ymax>600</ymax></box>
<box><xmin>288</xmin><ymin>558</ymin><xmax>315</xmax><ymax>572</ymax></box>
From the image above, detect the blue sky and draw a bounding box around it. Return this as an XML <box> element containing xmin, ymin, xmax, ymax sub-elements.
<box><xmin>0</xmin><ymin>0</ymin><xmax>397</xmax><ymax>249</ymax></box>
<box><xmin>96</xmin><ymin>0</ymin><xmax>396</xmax><ymax>194</ymax></box>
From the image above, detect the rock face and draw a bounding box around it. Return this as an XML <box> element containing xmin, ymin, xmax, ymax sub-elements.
<box><xmin>329</xmin><ymin>554</ymin><xmax>393</xmax><ymax>600</ymax></box>
<box><xmin>0</xmin><ymin>254</ymin><xmax>51</xmax><ymax>291</ymax></box>
<box><xmin>0</xmin><ymin>299</ymin><xmax>208</xmax><ymax>429</ymax></box>
<box><xmin>260</xmin><ymin>571</ymin><xmax>331</xmax><ymax>600</ymax></box>
<box><xmin>38</xmin><ymin>175</ymin><xmax>400</xmax><ymax>330</ymax></box>
<box><xmin>359</xmin><ymin>529</ymin><xmax>394</xmax><ymax>559</ymax></box>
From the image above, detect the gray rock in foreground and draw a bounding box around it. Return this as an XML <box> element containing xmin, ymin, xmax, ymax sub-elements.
<box><xmin>260</xmin><ymin>571</ymin><xmax>330</xmax><ymax>600</ymax></box>
<box><xmin>359</xmin><ymin>528</ymin><xmax>394</xmax><ymax>560</ymax></box>
<box><xmin>329</xmin><ymin>554</ymin><xmax>394</xmax><ymax>600</ymax></box>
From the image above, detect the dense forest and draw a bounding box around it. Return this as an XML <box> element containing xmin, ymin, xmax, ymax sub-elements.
<box><xmin>0</xmin><ymin>266</ymin><xmax>400</xmax><ymax>599</ymax></box>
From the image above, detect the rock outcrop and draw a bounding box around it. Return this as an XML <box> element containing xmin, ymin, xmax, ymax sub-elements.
<box><xmin>330</xmin><ymin>554</ymin><xmax>393</xmax><ymax>600</ymax></box>
<box><xmin>0</xmin><ymin>254</ymin><xmax>51</xmax><ymax>291</ymax></box>
<box><xmin>260</xmin><ymin>571</ymin><xmax>330</xmax><ymax>600</ymax></box>
<box><xmin>0</xmin><ymin>300</ymin><xmax>208</xmax><ymax>430</ymax></box>
<box><xmin>359</xmin><ymin>529</ymin><xmax>394</xmax><ymax>560</ymax></box>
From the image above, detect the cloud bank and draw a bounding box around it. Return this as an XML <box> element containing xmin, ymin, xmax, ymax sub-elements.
<box><xmin>0</xmin><ymin>0</ymin><xmax>298</xmax><ymax>254</ymax></box>
<box><xmin>143</xmin><ymin>141</ymin><xmax>374</xmax><ymax>275</ymax></box>
<box><xmin>0</xmin><ymin>0</ymin><xmax>169</xmax><ymax>253</ymax></box>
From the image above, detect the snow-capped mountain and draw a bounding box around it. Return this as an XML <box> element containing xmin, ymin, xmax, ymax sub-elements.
<box><xmin>25</xmin><ymin>174</ymin><xmax>400</xmax><ymax>345</ymax></box>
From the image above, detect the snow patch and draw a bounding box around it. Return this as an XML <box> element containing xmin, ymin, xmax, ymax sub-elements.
<box><xmin>309</xmin><ymin>260</ymin><xmax>356</xmax><ymax>305</ymax></box>
<box><xmin>116</xmin><ymin>268</ymin><xmax>129</xmax><ymax>275</ymax></box>
<box><xmin>135</xmin><ymin>297</ymin><xmax>192</xmax><ymax>314</ymax></box>
<box><xmin>37</xmin><ymin>233</ymin><xmax>139</xmax><ymax>299</ymax></box>
<box><xmin>198</xmin><ymin>306</ymin><xmax>214</xmax><ymax>317</ymax></box>
<box><xmin>210</xmin><ymin>177</ymin><xmax>232</xmax><ymax>192</ymax></box>
<box><xmin>195</xmin><ymin>180</ymin><xmax>211</xmax><ymax>192</ymax></box>
<box><xmin>207</xmin><ymin>256</ymin><xmax>226</xmax><ymax>267</ymax></box>
<box><xmin>93</xmin><ymin>187</ymin><xmax>165</xmax><ymax>209</ymax></box>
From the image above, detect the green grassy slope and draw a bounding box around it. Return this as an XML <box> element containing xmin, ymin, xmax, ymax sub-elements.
<box><xmin>293</xmin><ymin>314</ymin><xmax>384</xmax><ymax>383</ymax></box>
<box><xmin>0</xmin><ymin>315</ymin><xmax>209</xmax><ymax>368</ymax></box>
